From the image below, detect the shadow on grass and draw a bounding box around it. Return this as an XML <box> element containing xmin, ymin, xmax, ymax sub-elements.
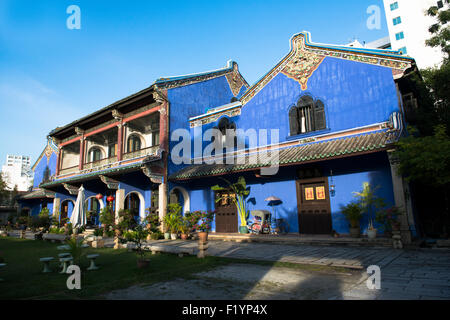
<box><xmin>0</xmin><ymin>237</ymin><xmax>231</xmax><ymax>300</ymax></box>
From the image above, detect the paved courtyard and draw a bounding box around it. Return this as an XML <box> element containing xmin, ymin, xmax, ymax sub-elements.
<box><xmin>103</xmin><ymin>240</ymin><xmax>450</xmax><ymax>300</ymax></box>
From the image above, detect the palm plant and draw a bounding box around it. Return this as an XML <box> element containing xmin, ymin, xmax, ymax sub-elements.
<box><xmin>211</xmin><ymin>176</ymin><xmax>250</xmax><ymax>230</ymax></box>
<box><xmin>65</xmin><ymin>237</ymin><xmax>85</xmax><ymax>266</ymax></box>
<box><xmin>352</xmin><ymin>182</ymin><xmax>386</xmax><ymax>230</ymax></box>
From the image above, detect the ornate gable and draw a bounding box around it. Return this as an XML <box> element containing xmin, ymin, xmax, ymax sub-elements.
<box><xmin>240</xmin><ymin>32</ymin><xmax>415</xmax><ymax>106</ymax></box>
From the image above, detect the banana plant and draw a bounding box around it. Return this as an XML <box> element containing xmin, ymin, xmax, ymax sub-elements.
<box><xmin>352</xmin><ymin>182</ymin><xmax>386</xmax><ymax>230</ymax></box>
<box><xmin>211</xmin><ymin>176</ymin><xmax>251</xmax><ymax>227</ymax></box>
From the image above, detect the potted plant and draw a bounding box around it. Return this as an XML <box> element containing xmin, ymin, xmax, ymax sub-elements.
<box><xmin>143</xmin><ymin>209</ymin><xmax>161</xmax><ymax>241</ymax></box>
<box><xmin>190</xmin><ymin>210</ymin><xmax>215</xmax><ymax>242</ymax></box>
<box><xmin>211</xmin><ymin>176</ymin><xmax>250</xmax><ymax>234</ymax></box>
<box><xmin>340</xmin><ymin>201</ymin><xmax>363</xmax><ymax>238</ymax></box>
<box><xmin>121</xmin><ymin>224</ymin><xmax>150</xmax><ymax>268</ymax></box>
<box><xmin>163</xmin><ymin>203</ymin><xmax>182</xmax><ymax>240</ymax></box>
<box><xmin>353</xmin><ymin>183</ymin><xmax>386</xmax><ymax>239</ymax></box>
<box><xmin>376</xmin><ymin>206</ymin><xmax>402</xmax><ymax>237</ymax></box>
<box><xmin>179</xmin><ymin>216</ymin><xmax>192</xmax><ymax>240</ymax></box>
<box><xmin>99</xmin><ymin>205</ymin><xmax>115</xmax><ymax>237</ymax></box>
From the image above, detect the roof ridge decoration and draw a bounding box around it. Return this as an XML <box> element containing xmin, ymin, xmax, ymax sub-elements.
<box><xmin>240</xmin><ymin>31</ymin><xmax>415</xmax><ymax>106</ymax></box>
<box><xmin>155</xmin><ymin>60</ymin><xmax>249</xmax><ymax>91</ymax></box>
<box><xmin>31</xmin><ymin>137</ymin><xmax>59</xmax><ymax>171</ymax></box>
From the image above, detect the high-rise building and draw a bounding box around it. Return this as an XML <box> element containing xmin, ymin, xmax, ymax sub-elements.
<box><xmin>383</xmin><ymin>0</ymin><xmax>446</xmax><ymax>69</ymax></box>
<box><xmin>1</xmin><ymin>155</ymin><xmax>33</xmax><ymax>191</ymax></box>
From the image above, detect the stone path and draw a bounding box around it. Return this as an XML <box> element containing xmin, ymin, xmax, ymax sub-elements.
<box><xmin>335</xmin><ymin>248</ymin><xmax>450</xmax><ymax>300</ymax></box>
<box><xmin>104</xmin><ymin>247</ymin><xmax>450</xmax><ymax>300</ymax></box>
<box><xmin>140</xmin><ymin>239</ymin><xmax>404</xmax><ymax>269</ymax></box>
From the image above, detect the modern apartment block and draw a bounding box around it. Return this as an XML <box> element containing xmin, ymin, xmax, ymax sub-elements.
<box><xmin>1</xmin><ymin>155</ymin><xmax>33</xmax><ymax>191</ymax></box>
<box><xmin>383</xmin><ymin>0</ymin><xmax>446</xmax><ymax>69</ymax></box>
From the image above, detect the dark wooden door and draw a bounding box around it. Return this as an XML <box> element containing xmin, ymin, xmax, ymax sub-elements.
<box><xmin>215</xmin><ymin>192</ymin><xmax>238</xmax><ymax>233</ymax></box>
<box><xmin>296</xmin><ymin>178</ymin><xmax>332</xmax><ymax>234</ymax></box>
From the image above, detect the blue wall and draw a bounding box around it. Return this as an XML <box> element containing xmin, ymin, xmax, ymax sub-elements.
<box><xmin>33</xmin><ymin>152</ymin><xmax>57</xmax><ymax>188</ymax></box>
<box><xmin>238</xmin><ymin>57</ymin><xmax>399</xmax><ymax>142</ymax></box>
<box><xmin>172</xmin><ymin>152</ymin><xmax>395</xmax><ymax>235</ymax></box>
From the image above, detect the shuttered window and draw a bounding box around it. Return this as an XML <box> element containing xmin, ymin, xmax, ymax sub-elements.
<box><xmin>289</xmin><ymin>96</ymin><xmax>327</xmax><ymax>135</ymax></box>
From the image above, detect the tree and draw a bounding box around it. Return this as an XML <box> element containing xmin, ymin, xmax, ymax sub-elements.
<box><xmin>420</xmin><ymin>1</ymin><xmax>450</xmax><ymax>134</ymax></box>
<box><xmin>0</xmin><ymin>172</ymin><xmax>8</xmax><ymax>204</ymax></box>
<box><xmin>396</xmin><ymin>125</ymin><xmax>450</xmax><ymax>187</ymax></box>
<box><xmin>394</xmin><ymin>2</ymin><xmax>450</xmax><ymax>237</ymax></box>
<box><xmin>425</xmin><ymin>1</ymin><xmax>450</xmax><ymax>62</ymax></box>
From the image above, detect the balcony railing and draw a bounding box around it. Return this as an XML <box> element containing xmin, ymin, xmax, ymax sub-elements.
<box><xmin>56</xmin><ymin>146</ymin><xmax>159</xmax><ymax>178</ymax></box>
<box><xmin>83</xmin><ymin>156</ymin><xmax>118</xmax><ymax>170</ymax></box>
<box><xmin>122</xmin><ymin>146</ymin><xmax>159</xmax><ymax>161</ymax></box>
<box><xmin>59</xmin><ymin>165</ymin><xmax>79</xmax><ymax>176</ymax></box>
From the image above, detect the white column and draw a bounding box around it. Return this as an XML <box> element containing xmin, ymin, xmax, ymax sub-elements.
<box><xmin>53</xmin><ymin>198</ymin><xmax>61</xmax><ymax>219</ymax></box>
<box><xmin>388</xmin><ymin>151</ymin><xmax>414</xmax><ymax>244</ymax></box>
<box><xmin>115</xmin><ymin>189</ymin><xmax>125</xmax><ymax>224</ymax></box>
<box><xmin>158</xmin><ymin>182</ymin><xmax>167</xmax><ymax>232</ymax></box>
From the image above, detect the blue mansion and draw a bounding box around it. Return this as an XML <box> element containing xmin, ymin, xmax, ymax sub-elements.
<box><xmin>19</xmin><ymin>32</ymin><xmax>419</xmax><ymax>244</ymax></box>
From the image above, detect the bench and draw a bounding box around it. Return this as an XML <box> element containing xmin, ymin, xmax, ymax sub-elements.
<box><xmin>43</xmin><ymin>233</ymin><xmax>69</xmax><ymax>243</ymax></box>
<box><xmin>144</xmin><ymin>244</ymin><xmax>196</xmax><ymax>257</ymax></box>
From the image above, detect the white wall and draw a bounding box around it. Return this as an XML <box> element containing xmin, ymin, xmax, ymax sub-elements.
<box><xmin>383</xmin><ymin>0</ymin><xmax>445</xmax><ymax>69</ymax></box>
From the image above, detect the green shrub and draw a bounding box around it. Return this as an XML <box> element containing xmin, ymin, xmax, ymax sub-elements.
<box><xmin>340</xmin><ymin>201</ymin><xmax>363</xmax><ymax>228</ymax></box>
<box><xmin>150</xmin><ymin>231</ymin><xmax>162</xmax><ymax>240</ymax></box>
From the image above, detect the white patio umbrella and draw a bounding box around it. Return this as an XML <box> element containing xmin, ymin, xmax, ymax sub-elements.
<box><xmin>70</xmin><ymin>185</ymin><xmax>86</xmax><ymax>229</ymax></box>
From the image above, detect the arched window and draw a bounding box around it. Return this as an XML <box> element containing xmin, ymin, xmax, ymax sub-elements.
<box><xmin>89</xmin><ymin>147</ymin><xmax>102</xmax><ymax>162</ymax></box>
<box><xmin>127</xmin><ymin>135</ymin><xmax>142</xmax><ymax>153</ymax></box>
<box><xmin>289</xmin><ymin>96</ymin><xmax>326</xmax><ymax>135</ymax></box>
<box><xmin>217</xmin><ymin>117</ymin><xmax>237</xmax><ymax>148</ymax></box>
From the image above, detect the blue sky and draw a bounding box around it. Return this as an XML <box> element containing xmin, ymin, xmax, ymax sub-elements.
<box><xmin>0</xmin><ymin>0</ymin><xmax>389</xmax><ymax>167</ymax></box>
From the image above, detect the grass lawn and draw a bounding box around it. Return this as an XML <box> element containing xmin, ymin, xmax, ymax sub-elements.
<box><xmin>0</xmin><ymin>237</ymin><xmax>232</xmax><ymax>300</ymax></box>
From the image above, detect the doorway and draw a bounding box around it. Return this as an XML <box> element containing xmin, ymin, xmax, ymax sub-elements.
<box><xmin>296</xmin><ymin>177</ymin><xmax>332</xmax><ymax>234</ymax></box>
<box><xmin>214</xmin><ymin>191</ymin><xmax>238</xmax><ymax>233</ymax></box>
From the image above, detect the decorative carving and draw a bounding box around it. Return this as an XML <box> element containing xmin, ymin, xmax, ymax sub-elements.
<box><xmin>189</xmin><ymin>107</ymin><xmax>241</xmax><ymax>128</ymax></box>
<box><xmin>281</xmin><ymin>37</ymin><xmax>325</xmax><ymax>90</ymax></box>
<box><xmin>112</xmin><ymin>109</ymin><xmax>124</xmax><ymax>121</ymax></box>
<box><xmin>153</xmin><ymin>90</ymin><xmax>167</xmax><ymax>104</ymax></box>
<box><xmin>63</xmin><ymin>183</ymin><xmax>79</xmax><ymax>195</ymax></box>
<box><xmin>99</xmin><ymin>175</ymin><xmax>119</xmax><ymax>190</ymax></box>
<box><xmin>75</xmin><ymin>127</ymin><xmax>85</xmax><ymax>136</ymax></box>
<box><xmin>240</xmin><ymin>32</ymin><xmax>414</xmax><ymax>106</ymax></box>
<box><xmin>225</xmin><ymin>71</ymin><xmax>246</xmax><ymax>97</ymax></box>
<box><xmin>142</xmin><ymin>166</ymin><xmax>163</xmax><ymax>184</ymax></box>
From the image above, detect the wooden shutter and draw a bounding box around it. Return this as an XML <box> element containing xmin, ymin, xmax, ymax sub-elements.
<box><xmin>314</xmin><ymin>100</ymin><xmax>326</xmax><ymax>130</ymax></box>
<box><xmin>289</xmin><ymin>107</ymin><xmax>299</xmax><ymax>136</ymax></box>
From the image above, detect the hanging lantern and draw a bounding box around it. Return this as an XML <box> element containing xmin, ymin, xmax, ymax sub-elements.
<box><xmin>329</xmin><ymin>170</ymin><xmax>336</xmax><ymax>197</ymax></box>
<box><xmin>107</xmin><ymin>195</ymin><xmax>115</xmax><ymax>202</ymax></box>
<box><xmin>95</xmin><ymin>193</ymin><xmax>103</xmax><ymax>200</ymax></box>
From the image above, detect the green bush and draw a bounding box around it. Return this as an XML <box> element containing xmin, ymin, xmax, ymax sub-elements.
<box><xmin>150</xmin><ymin>231</ymin><xmax>162</xmax><ymax>240</ymax></box>
<box><xmin>340</xmin><ymin>201</ymin><xmax>363</xmax><ymax>228</ymax></box>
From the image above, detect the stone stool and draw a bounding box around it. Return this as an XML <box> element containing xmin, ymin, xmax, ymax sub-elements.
<box><xmin>39</xmin><ymin>257</ymin><xmax>54</xmax><ymax>273</ymax></box>
<box><xmin>58</xmin><ymin>253</ymin><xmax>71</xmax><ymax>266</ymax></box>
<box><xmin>86</xmin><ymin>254</ymin><xmax>100</xmax><ymax>271</ymax></box>
<box><xmin>0</xmin><ymin>263</ymin><xmax>6</xmax><ymax>281</ymax></box>
<box><xmin>392</xmin><ymin>231</ymin><xmax>403</xmax><ymax>249</ymax></box>
<box><xmin>59</xmin><ymin>257</ymin><xmax>73</xmax><ymax>273</ymax></box>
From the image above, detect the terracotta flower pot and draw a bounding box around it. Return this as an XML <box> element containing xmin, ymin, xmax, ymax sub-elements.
<box><xmin>181</xmin><ymin>233</ymin><xmax>188</xmax><ymax>240</ymax></box>
<box><xmin>198</xmin><ymin>231</ymin><xmax>208</xmax><ymax>243</ymax></box>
